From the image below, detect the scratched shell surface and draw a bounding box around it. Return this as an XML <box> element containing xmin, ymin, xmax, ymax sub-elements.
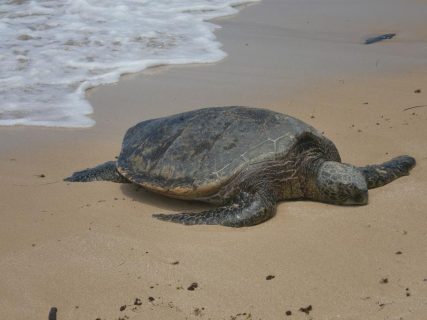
<box><xmin>117</xmin><ymin>106</ymin><xmax>320</xmax><ymax>196</ymax></box>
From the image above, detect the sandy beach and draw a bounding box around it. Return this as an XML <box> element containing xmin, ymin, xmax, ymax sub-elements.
<box><xmin>1</xmin><ymin>0</ymin><xmax>427</xmax><ymax>319</ymax></box>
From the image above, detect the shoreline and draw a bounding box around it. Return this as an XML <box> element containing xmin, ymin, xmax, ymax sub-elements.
<box><xmin>1</xmin><ymin>0</ymin><xmax>427</xmax><ymax>319</ymax></box>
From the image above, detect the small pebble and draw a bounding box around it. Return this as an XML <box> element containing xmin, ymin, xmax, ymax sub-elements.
<box><xmin>187</xmin><ymin>282</ymin><xmax>198</xmax><ymax>291</ymax></box>
<box><xmin>285</xmin><ymin>310</ymin><xmax>292</xmax><ymax>316</ymax></box>
<box><xmin>119</xmin><ymin>305</ymin><xmax>126</xmax><ymax>311</ymax></box>
<box><xmin>266</xmin><ymin>275</ymin><xmax>275</xmax><ymax>280</ymax></box>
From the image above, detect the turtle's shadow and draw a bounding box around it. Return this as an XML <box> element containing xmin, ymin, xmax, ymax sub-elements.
<box><xmin>119</xmin><ymin>183</ymin><xmax>213</xmax><ymax>213</ymax></box>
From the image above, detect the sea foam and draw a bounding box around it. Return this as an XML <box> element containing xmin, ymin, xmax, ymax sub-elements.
<box><xmin>0</xmin><ymin>0</ymin><xmax>258</xmax><ymax>127</ymax></box>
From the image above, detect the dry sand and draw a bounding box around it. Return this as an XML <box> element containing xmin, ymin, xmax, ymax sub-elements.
<box><xmin>1</xmin><ymin>0</ymin><xmax>427</xmax><ymax>319</ymax></box>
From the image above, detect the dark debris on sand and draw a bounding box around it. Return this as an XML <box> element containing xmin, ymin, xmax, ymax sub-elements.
<box><xmin>364</xmin><ymin>33</ymin><xmax>396</xmax><ymax>45</ymax></box>
<box><xmin>230</xmin><ymin>312</ymin><xmax>251</xmax><ymax>319</ymax></box>
<box><xmin>380</xmin><ymin>277</ymin><xmax>389</xmax><ymax>284</ymax></box>
<box><xmin>193</xmin><ymin>307</ymin><xmax>205</xmax><ymax>316</ymax></box>
<box><xmin>299</xmin><ymin>305</ymin><xmax>313</xmax><ymax>315</ymax></box>
<box><xmin>48</xmin><ymin>307</ymin><xmax>57</xmax><ymax>320</ymax></box>
<box><xmin>187</xmin><ymin>282</ymin><xmax>198</xmax><ymax>291</ymax></box>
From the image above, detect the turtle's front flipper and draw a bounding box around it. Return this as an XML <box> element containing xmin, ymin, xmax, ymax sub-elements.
<box><xmin>358</xmin><ymin>155</ymin><xmax>416</xmax><ymax>189</ymax></box>
<box><xmin>153</xmin><ymin>190</ymin><xmax>277</xmax><ymax>227</ymax></box>
<box><xmin>64</xmin><ymin>161</ymin><xmax>129</xmax><ymax>183</ymax></box>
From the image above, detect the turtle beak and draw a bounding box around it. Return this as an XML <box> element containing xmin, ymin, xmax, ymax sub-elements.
<box><xmin>344</xmin><ymin>190</ymin><xmax>368</xmax><ymax>205</ymax></box>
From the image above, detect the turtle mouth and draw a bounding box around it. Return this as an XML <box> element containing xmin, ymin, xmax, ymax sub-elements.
<box><xmin>343</xmin><ymin>190</ymin><xmax>368</xmax><ymax>205</ymax></box>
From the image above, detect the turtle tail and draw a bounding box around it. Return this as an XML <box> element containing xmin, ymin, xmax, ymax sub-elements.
<box><xmin>64</xmin><ymin>161</ymin><xmax>129</xmax><ymax>183</ymax></box>
<box><xmin>358</xmin><ymin>155</ymin><xmax>416</xmax><ymax>189</ymax></box>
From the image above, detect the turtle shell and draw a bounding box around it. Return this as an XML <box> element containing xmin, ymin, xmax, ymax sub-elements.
<box><xmin>117</xmin><ymin>106</ymin><xmax>333</xmax><ymax>198</ymax></box>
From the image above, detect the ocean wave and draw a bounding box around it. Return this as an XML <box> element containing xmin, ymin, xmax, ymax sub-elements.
<box><xmin>0</xmin><ymin>0</ymin><xmax>259</xmax><ymax>127</ymax></box>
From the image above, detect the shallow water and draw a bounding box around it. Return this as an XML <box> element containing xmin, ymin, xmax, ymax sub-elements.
<box><xmin>0</xmin><ymin>0</ymin><xmax>258</xmax><ymax>127</ymax></box>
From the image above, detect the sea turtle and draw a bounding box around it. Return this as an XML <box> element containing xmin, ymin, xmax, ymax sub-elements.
<box><xmin>65</xmin><ymin>106</ymin><xmax>415</xmax><ymax>227</ymax></box>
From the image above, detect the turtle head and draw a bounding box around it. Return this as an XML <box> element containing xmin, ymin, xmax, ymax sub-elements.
<box><xmin>313</xmin><ymin>161</ymin><xmax>368</xmax><ymax>205</ymax></box>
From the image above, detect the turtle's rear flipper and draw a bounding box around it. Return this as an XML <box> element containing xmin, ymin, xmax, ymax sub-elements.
<box><xmin>153</xmin><ymin>190</ymin><xmax>276</xmax><ymax>228</ymax></box>
<box><xmin>358</xmin><ymin>155</ymin><xmax>416</xmax><ymax>189</ymax></box>
<box><xmin>64</xmin><ymin>161</ymin><xmax>129</xmax><ymax>183</ymax></box>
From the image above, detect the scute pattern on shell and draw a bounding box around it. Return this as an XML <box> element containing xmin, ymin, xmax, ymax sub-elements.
<box><xmin>117</xmin><ymin>106</ymin><xmax>322</xmax><ymax>197</ymax></box>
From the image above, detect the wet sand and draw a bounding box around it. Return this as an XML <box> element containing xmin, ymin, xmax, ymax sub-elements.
<box><xmin>1</xmin><ymin>0</ymin><xmax>427</xmax><ymax>319</ymax></box>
